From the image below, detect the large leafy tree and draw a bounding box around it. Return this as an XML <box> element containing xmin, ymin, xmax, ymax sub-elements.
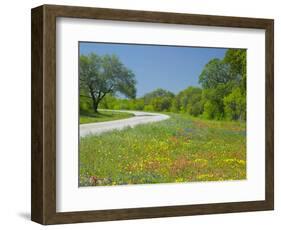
<box><xmin>224</xmin><ymin>49</ymin><xmax>246</xmax><ymax>93</ymax></box>
<box><xmin>198</xmin><ymin>59</ymin><xmax>233</xmax><ymax>119</ymax></box>
<box><xmin>79</xmin><ymin>53</ymin><xmax>136</xmax><ymax>112</ymax></box>
<box><xmin>223</xmin><ymin>49</ymin><xmax>247</xmax><ymax>120</ymax></box>
<box><xmin>198</xmin><ymin>51</ymin><xmax>246</xmax><ymax>121</ymax></box>
<box><xmin>199</xmin><ymin>58</ymin><xmax>239</xmax><ymax>89</ymax></box>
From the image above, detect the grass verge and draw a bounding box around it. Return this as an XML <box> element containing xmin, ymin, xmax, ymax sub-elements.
<box><xmin>80</xmin><ymin>110</ymin><xmax>134</xmax><ymax>124</ymax></box>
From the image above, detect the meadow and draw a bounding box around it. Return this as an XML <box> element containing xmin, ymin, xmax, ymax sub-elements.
<box><xmin>79</xmin><ymin>113</ymin><xmax>246</xmax><ymax>186</ymax></box>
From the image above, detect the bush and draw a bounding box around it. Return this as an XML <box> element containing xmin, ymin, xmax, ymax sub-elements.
<box><xmin>80</xmin><ymin>96</ymin><xmax>92</xmax><ymax>112</ymax></box>
<box><xmin>143</xmin><ymin>105</ymin><xmax>154</xmax><ymax>112</ymax></box>
<box><xmin>224</xmin><ymin>88</ymin><xmax>246</xmax><ymax>120</ymax></box>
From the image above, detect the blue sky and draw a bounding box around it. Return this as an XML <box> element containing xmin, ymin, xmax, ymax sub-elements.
<box><xmin>79</xmin><ymin>42</ymin><xmax>227</xmax><ymax>97</ymax></box>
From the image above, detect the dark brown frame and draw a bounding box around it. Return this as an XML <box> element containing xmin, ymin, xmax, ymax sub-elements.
<box><xmin>31</xmin><ymin>4</ymin><xmax>274</xmax><ymax>225</ymax></box>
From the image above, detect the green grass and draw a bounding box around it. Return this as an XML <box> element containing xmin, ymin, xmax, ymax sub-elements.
<box><xmin>80</xmin><ymin>110</ymin><xmax>134</xmax><ymax>124</ymax></box>
<box><xmin>79</xmin><ymin>113</ymin><xmax>246</xmax><ymax>186</ymax></box>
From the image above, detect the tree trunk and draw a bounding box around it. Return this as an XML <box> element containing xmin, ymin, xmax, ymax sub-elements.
<box><xmin>93</xmin><ymin>101</ymin><xmax>98</xmax><ymax>113</ymax></box>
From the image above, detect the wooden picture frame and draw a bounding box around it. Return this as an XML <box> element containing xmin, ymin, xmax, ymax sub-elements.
<box><xmin>31</xmin><ymin>4</ymin><xmax>274</xmax><ymax>225</ymax></box>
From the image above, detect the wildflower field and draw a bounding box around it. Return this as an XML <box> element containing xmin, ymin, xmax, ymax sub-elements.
<box><xmin>79</xmin><ymin>113</ymin><xmax>246</xmax><ymax>186</ymax></box>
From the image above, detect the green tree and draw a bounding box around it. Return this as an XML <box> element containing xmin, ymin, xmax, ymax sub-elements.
<box><xmin>171</xmin><ymin>96</ymin><xmax>181</xmax><ymax>113</ymax></box>
<box><xmin>223</xmin><ymin>49</ymin><xmax>247</xmax><ymax>120</ymax></box>
<box><xmin>150</xmin><ymin>97</ymin><xmax>172</xmax><ymax>112</ymax></box>
<box><xmin>174</xmin><ymin>86</ymin><xmax>203</xmax><ymax>116</ymax></box>
<box><xmin>199</xmin><ymin>59</ymin><xmax>236</xmax><ymax>89</ymax></box>
<box><xmin>224</xmin><ymin>49</ymin><xmax>246</xmax><ymax>94</ymax></box>
<box><xmin>79</xmin><ymin>53</ymin><xmax>136</xmax><ymax>113</ymax></box>
<box><xmin>143</xmin><ymin>88</ymin><xmax>174</xmax><ymax>103</ymax></box>
<box><xmin>203</xmin><ymin>101</ymin><xmax>220</xmax><ymax>120</ymax></box>
<box><xmin>198</xmin><ymin>51</ymin><xmax>246</xmax><ymax>120</ymax></box>
<box><xmin>132</xmin><ymin>99</ymin><xmax>145</xmax><ymax>111</ymax></box>
<box><xmin>143</xmin><ymin>88</ymin><xmax>174</xmax><ymax>111</ymax></box>
<box><xmin>224</xmin><ymin>88</ymin><xmax>246</xmax><ymax>120</ymax></box>
<box><xmin>202</xmin><ymin>85</ymin><xmax>230</xmax><ymax>120</ymax></box>
<box><xmin>188</xmin><ymin>101</ymin><xmax>203</xmax><ymax>117</ymax></box>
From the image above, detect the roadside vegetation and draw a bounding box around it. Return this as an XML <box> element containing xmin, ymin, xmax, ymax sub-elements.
<box><xmin>80</xmin><ymin>113</ymin><xmax>246</xmax><ymax>186</ymax></box>
<box><xmin>79</xmin><ymin>48</ymin><xmax>247</xmax><ymax>186</ymax></box>
<box><xmin>80</xmin><ymin>104</ymin><xmax>134</xmax><ymax>124</ymax></box>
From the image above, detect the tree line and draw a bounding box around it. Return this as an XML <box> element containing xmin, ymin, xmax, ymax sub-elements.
<box><xmin>80</xmin><ymin>49</ymin><xmax>246</xmax><ymax>121</ymax></box>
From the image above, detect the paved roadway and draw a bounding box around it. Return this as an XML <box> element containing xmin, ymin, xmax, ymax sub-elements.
<box><xmin>80</xmin><ymin>110</ymin><xmax>170</xmax><ymax>137</ymax></box>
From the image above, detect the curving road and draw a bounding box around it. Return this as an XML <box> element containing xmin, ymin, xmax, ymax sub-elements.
<box><xmin>80</xmin><ymin>110</ymin><xmax>170</xmax><ymax>137</ymax></box>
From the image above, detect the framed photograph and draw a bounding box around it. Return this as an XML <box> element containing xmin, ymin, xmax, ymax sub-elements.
<box><xmin>31</xmin><ymin>4</ymin><xmax>274</xmax><ymax>225</ymax></box>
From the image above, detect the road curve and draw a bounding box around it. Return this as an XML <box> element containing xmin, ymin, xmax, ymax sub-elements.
<box><xmin>80</xmin><ymin>110</ymin><xmax>170</xmax><ymax>137</ymax></box>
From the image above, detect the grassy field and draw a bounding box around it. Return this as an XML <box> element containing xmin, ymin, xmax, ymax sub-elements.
<box><xmin>79</xmin><ymin>113</ymin><xmax>246</xmax><ymax>186</ymax></box>
<box><xmin>80</xmin><ymin>110</ymin><xmax>134</xmax><ymax>124</ymax></box>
